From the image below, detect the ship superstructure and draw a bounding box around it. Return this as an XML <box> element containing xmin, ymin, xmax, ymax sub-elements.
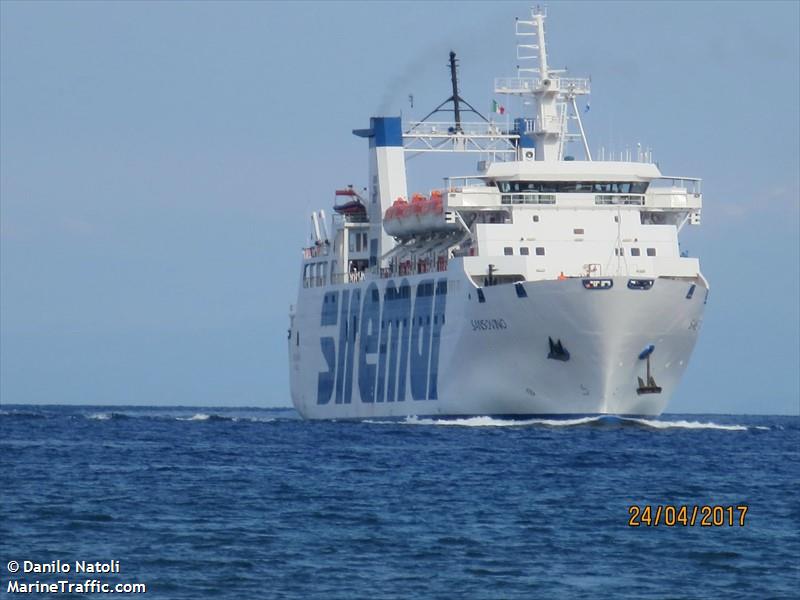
<box><xmin>288</xmin><ymin>8</ymin><xmax>706</xmax><ymax>419</ymax></box>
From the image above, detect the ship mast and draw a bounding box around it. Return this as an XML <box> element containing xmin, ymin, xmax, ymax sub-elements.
<box><xmin>449</xmin><ymin>52</ymin><xmax>463</xmax><ymax>133</ymax></box>
<box><xmin>415</xmin><ymin>51</ymin><xmax>487</xmax><ymax>133</ymax></box>
<box><xmin>495</xmin><ymin>6</ymin><xmax>592</xmax><ymax>161</ymax></box>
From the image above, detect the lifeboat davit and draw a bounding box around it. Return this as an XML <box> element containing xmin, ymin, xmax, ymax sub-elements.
<box><xmin>383</xmin><ymin>191</ymin><xmax>457</xmax><ymax>237</ymax></box>
<box><xmin>333</xmin><ymin>187</ymin><xmax>367</xmax><ymax>219</ymax></box>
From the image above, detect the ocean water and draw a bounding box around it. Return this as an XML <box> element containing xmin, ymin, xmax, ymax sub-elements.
<box><xmin>1</xmin><ymin>406</ymin><xmax>798</xmax><ymax>599</ymax></box>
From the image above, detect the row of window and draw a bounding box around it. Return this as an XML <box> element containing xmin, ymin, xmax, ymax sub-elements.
<box><xmin>615</xmin><ymin>247</ymin><xmax>657</xmax><ymax>256</ymax></box>
<box><xmin>496</xmin><ymin>181</ymin><xmax>649</xmax><ymax>194</ymax></box>
<box><xmin>502</xmin><ymin>246</ymin><xmax>659</xmax><ymax>257</ymax></box>
<box><xmin>505</xmin><ymin>247</ymin><xmax>545</xmax><ymax>256</ymax></box>
<box><xmin>530</xmin><ymin>216</ymin><xmax>622</xmax><ymax>225</ymax></box>
<box><xmin>501</xmin><ymin>194</ymin><xmax>646</xmax><ymax>206</ymax></box>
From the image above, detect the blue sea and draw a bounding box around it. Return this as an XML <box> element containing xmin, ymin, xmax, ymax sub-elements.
<box><xmin>1</xmin><ymin>406</ymin><xmax>798</xmax><ymax>599</ymax></box>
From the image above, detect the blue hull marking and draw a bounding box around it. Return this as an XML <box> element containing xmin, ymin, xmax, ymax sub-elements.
<box><xmin>317</xmin><ymin>278</ymin><xmax>447</xmax><ymax>405</ymax></box>
<box><xmin>410</xmin><ymin>281</ymin><xmax>434</xmax><ymax>400</ymax></box>
<box><xmin>428</xmin><ymin>280</ymin><xmax>448</xmax><ymax>400</ymax></box>
<box><xmin>316</xmin><ymin>291</ymin><xmax>339</xmax><ymax>405</ymax></box>
<box><xmin>335</xmin><ymin>288</ymin><xmax>360</xmax><ymax>404</ymax></box>
<box><xmin>376</xmin><ymin>279</ymin><xmax>412</xmax><ymax>403</ymax></box>
<box><xmin>357</xmin><ymin>283</ymin><xmax>380</xmax><ymax>403</ymax></box>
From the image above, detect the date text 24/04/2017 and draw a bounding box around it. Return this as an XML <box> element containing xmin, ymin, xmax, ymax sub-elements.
<box><xmin>627</xmin><ymin>505</ymin><xmax>748</xmax><ymax>527</ymax></box>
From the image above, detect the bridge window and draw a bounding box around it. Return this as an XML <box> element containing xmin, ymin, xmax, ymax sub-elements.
<box><xmin>573</xmin><ymin>228</ymin><xmax>584</xmax><ymax>235</ymax></box>
<box><xmin>533</xmin><ymin>215</ymin><xmax>540</xmax><ymax>222</ymax></box>
<box><xmin>520</xmin><ymin>247</ymin><xmax>529</xmax><ymax>256</ymax></box>
<box><xmin>535</xmin><ymin>247</ymin><xmax>545</xmax><ymax>256</ymax></box>
<box><xmin>631</xmin><ymin>248</ymin><xmax>641</xmax><ymax>256</ymax></box>
<box><xmin>497</xmin><ymin>181</ymin><xmax>649</xmax><ymax>194</ymax></box>
<box><xmin>504</xmin><ymin>247</ymin><xmax>513</xmax><ymax>256</ymax></box>
<box><xmin>615</xmin><ymin>248</ymin><xmax>624</xmax><ymax>256</ymax></box>
<box><xmin>647</xmin><ymin>248</ymin><xmax>656</xmax><ymax>256</ymax></box>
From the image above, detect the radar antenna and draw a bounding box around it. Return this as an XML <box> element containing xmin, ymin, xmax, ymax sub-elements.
<box><xmin>415</xmin><ymin>51</ymin><xmax>488</xmax><ymax>133</ymax></box>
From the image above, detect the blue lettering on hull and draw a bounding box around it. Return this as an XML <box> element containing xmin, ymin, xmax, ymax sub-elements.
<box><xmin>317</xmin><ymin>279</ymin><xmax>447</xmax><ymax>405</ymax></box>
<box><xmin>377</xmin><ymin>280</ymin><xmax>411</xmax><ymax>403</ymax></box>
<box><xmin>410</xmin><ymin>281</ymin><xmax>434</xmax><ymax>400</ymax></box>
<box><xmin>316</xmin><ymin>291</ymin><xmax>339</xmax><ymax>405</ymax></box>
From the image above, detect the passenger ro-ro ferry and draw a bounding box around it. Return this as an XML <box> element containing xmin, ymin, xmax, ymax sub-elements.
<box><xmin>288</xmin><ymin>8</ymin><xmax>706</xmax><ymax>419</ymax></box>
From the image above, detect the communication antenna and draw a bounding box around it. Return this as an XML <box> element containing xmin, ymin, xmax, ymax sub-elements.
<box><xmin>415</xmin><ymin>51</ymin><xmax>488</xmax><ymax>132</ymax></box>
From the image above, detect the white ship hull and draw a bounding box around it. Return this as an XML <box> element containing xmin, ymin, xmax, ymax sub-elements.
<box><xmin>289</xmin><ymin>273</ymin><xmax>706</xmax><ymax>419</ymax></box>
<box><xmin>288</xmin><ymin>8</ymin><xmax>708</xmax><ymax>420</ymax></box>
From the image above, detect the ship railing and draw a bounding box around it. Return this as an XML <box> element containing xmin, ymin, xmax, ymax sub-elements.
<box><xmin>329</xmin><ymin>271</ymin><xmax>367</xmax><ymax>285</ymax></box>
<box><xmin>302</xmin><ymin>276</ymin><xmax>327</xmax><ymax>288</ymax></box>
<box><xmin>653</xmin><ymin>176</ymin><xmax>702</xmax><ymax>195</ymax></box>
<box><xmin>393</xmin><ymin>258</ymin><xmax>448</xmax><ymax>276</ymax></box>
<box><xmin>303</xmin><ymin>244</ymin><xmax>330</xmax><ymax>259</ymax></box>
<box><xmin>594</xmin><ymin>194</ymin><xmax>645</xmax><ymax>206</ymax></box>
<box><xmin>501</xmin><ymin>193</ymin><xmax>556</xmax><ymax>205</ymax></box>
<box><xmin>494</xmin><ymin>76</ymin><xmax>590</xmax><ymax>95</ymax></box>
<box><xmin>404</xmin><ymin>121</ymin><xmax>513</xmax><ymax>137</ymax></box>
<box><xmin>332</xmin><ymin>213</ymin><xmax>368</xmax><ymax>225</ymax></box>
<box><xmin>326</xmin><ymin>260</ymin><xmax>449</xmax><ymax>286</ymax></box>
<box><xmin>594</xmin><ymin>146</ymin><xmax>656</xmax><ymax>163</ymax></box>
<box><xmin>558</xmin><ymin>77</ymin><xmax>591</xmax><ymax>92</ymax></box>
<box><xmin>494</xmin><ymin>77</ymin><xmax>539</xmax><ymax>93</ymax></box>
<box><xmin>445</xmin><ymin>176</ymin><xmax>491</xmax><ymax>192</ymax></box>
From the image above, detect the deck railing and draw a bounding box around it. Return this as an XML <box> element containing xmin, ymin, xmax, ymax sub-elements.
<box><xmin>501</xmin><ymin>193</ymin><xmax>556</xmax><ymax>205</ymax></box>
<box><xmin>595</xmin><ymin>194</ymin><xmax>645</xmax><ymax>206</ymax></box>
<box><xmin>303</xmin><ymin>244</ymin><xmax>330</xmax><ymax>259</ymax></box>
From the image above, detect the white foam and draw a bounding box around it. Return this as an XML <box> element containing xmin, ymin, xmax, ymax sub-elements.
<box><xmin>403</xmin><ymin>415</ymin><xmax>604</xmax><ymax>427</ymax></box>
<box><xmin>525</xmin><ymin>416</ymin><xmax>605</xmax><ymax>427</ymax></box>
<box><xmin>177</xmin><ymin>413</ymin><xmax>211</xmax><ymax>421</ymax></box>
<box><xmin>624</xmin><ymin>418</ymin><xmax>748</xmax><ymax>431</ymax></box>
<box><xmin>245</xmin><ymin>417</ymin><xmax>276</xmax><ymax>423</ymax></box>
<box><xmin>87</xmin><ymin>412</ymin><xmax>112</xmax><ymax>421</ymax></box>
<box><xmin>398</xmin><ymin>414</ymin><xmax>752</xmax><ymax>431</ymax></box>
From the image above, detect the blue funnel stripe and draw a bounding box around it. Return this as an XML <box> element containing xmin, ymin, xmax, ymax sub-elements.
<box><xmin>352</xmin><ymin>117</ymin><xmax>403</xmax><ymax>148</ymax></box>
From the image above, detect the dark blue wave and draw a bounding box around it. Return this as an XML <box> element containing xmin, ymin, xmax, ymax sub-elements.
<box><xmin>1</xmin><ymin>405</ymin><xmax>797</xmax><ymax>599</ymax></box>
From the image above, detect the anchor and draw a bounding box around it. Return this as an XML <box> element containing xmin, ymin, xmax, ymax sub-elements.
<box><xmin>547</xmin><ymin>337</ymin><xmax>570</xmax><ymax>362</ymax></box>
<box><xmin>636</xmin><ymin>344</ymin><xmax>662</xmax><ymax>395</ymax></box>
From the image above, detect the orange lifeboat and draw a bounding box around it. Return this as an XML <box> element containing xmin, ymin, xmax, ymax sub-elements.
<box><xmin>410</xmin><ymin>193</ymin><xmax>428</xmax><ymax>216</ymax></box>
<box><xmin>385</xmin><ymin>197</ymin><xmax>407</xmax><ymax>221</ymax></box>
<box><xmin>383</xmin><ymin>197</ymin><xmax>409</xmax><ymax>237</ymax></box>
<box><xmin>383</xmin><ymin>191</ymin><xmax>459</xmax><ymax>238</ymax></box>
<box><xmin>429</xmin><ymin>190</ymin><xmax>444</xmax><ymax>216</ymax></box>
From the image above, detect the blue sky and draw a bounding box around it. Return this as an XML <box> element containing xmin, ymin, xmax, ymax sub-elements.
<box><xmin>1</xmin><ymin>1</ymin><xmax>798</xmax><ymax>414</ymax></box>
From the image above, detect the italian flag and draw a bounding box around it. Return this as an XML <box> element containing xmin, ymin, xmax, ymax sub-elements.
<box><xmin>492</xmin><ymin>100</ymin><xmax>505</xmax><ymax>115</ymax></box>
